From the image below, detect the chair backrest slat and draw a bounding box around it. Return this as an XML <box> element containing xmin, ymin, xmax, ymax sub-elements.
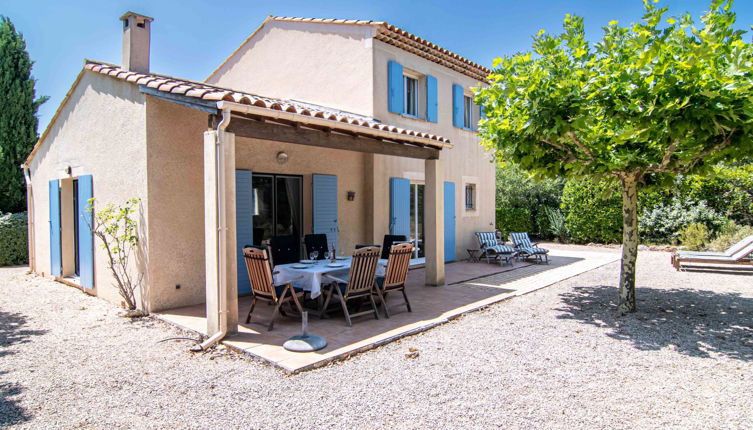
<box><xmin>726</xmin><ymin>235</ymin><xmax>753</xmax><ymax>256</ymax></box>
<box><xmin>383</xmin><ymin>242</ymin><xmax>413</xmax><ymax>288</ymax></box>
<box><xmin>475</xmin><ymin>232</ymin><xmax>496</xmax><ymax>250</ymax></box>
<box><xmin>510</xmin><ymin>232</ymin><xmax>533</xmax><ymax>249</ymax></box>
<box><xmin>243</xmin><ymin>247</ymin><xmax>276</xmax><ymax>298</ymax></box>
<box><xmin>345</xmin><ymin>246</ymin><xmax>380</xmax><ymax>295</ymax></box>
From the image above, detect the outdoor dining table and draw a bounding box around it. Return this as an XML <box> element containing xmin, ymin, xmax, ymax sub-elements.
<box><xmin>274</xmin><ymin>257</ymin><xmax>387</xmax><ymax>298</ymax></box>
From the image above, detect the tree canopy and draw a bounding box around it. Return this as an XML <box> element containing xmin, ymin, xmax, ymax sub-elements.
<box><xmin>477</xmin><ymin>0</ymin><xmax>753</xmax><ymax>312</ymax></box>
<box><xmin>0</xmin><ymin>16</ymin><xmax>46</xmax><ymax>213</ymax></box>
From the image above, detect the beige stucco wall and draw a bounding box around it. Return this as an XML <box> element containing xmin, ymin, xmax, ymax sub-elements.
<box><xmin>28</xmin><ymin>71</ymin><xmax>149</xmax><ymax>306</ymax></box>
<box><xmin>370</xmin><ymin>40</ymin><xmax>496</xmax><ymax>258</ymax></box>
<box><xmin>207</xmin><ymin>22</ymin><xmax>495</xmax><ymax>259</ymax></box>
<box><xmin>141</xmin><ymin>99</ymin><xmax>369</xmax><ymax>311</ymax></box>
<box><xmin>143</xmin><ymin>97</ymin><xmax>207</xmax><ymax>311</ymax></box>
<box><xmin>206</xmin><ymin>21</ymin><xmax>376</xmax><ymax>117</ymax></box>
<box><xmin>234</xmin><ymin>136</ymin><xmax>369</xmax><ymax>253</ymax></box>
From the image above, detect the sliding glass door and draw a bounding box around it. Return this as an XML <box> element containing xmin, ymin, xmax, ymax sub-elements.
<box><xmin>409</xmin><ymin>183</ymin><xmax>425</xmax><ymax>258</ymax></box>
<box><xmin>251</xmin><ymin>174</ymin><xmax>303</xmax><ymax>246</ymax></box>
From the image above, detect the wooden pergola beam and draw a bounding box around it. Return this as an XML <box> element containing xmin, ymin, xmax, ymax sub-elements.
<box><xmin>226</xmin><ymin>116</ymin><xmax>441</xmax><ymax>160</ymax></box>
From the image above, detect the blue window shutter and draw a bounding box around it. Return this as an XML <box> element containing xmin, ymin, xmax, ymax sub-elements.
<box><xmin>444</xmin><ymin>182</ymin><xmax>456</xmax><ymax>262</ymax></box>
<box><xmin>388</xmin><ymin>60</ymin><xmax>404</xmax><ymax>114</ymax></box>
<box><xmin>479</xmin><ymin>104</ymin><xmax>486</xmax><ymax>120</ymax></box>
<box><xmin>77</xmin><ymin>175</ymin><xmax>94</xmax><ymax>290</ymax></box>
<box><xmin>235</xmin><ymin>170</ymin><xmax>253</xmax><ymax>295</ymax></box>
<box><xmin>452</xmin><ymin>84</ymin><xmax>464</xmax><ymax>128</ymax></box>
<box><xmin>313</xmin><ymin>174</ymin><xmax>338</xmax><ymax>249</ymax></box>
<box><xmin>49</xmin><ymin>180</ymin><xmax>61</xmax><ymax>277</ymax></box>
<box><xmin>389</xmin><ymin>178</ymin><xmax>411</xmax><ymax>238</ymax></box>
<box><xmin>425</xmin><ymin>75</ymin><xmax>438</xmax><ymax>123</ymax></box>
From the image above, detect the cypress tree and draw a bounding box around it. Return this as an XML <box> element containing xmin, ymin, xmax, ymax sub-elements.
<box><xmin>0</xmin><ymin>16</ymin><xmax>47</xmax><ymax>213</ymax></box>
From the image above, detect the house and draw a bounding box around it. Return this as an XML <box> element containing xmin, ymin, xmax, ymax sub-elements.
<box><xmin>23</xmin><ymin>12</ymin><xmax>495</xmax><ymax>337</ymax></box>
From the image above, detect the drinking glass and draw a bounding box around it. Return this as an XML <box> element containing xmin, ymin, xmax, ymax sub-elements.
<box><xmin>324</xmin><ymin>251</ymin><xmax>330</xmax><ymax>261</ymax></box>
<box><xmin>310</xmin><ymin>250</ymin><xmax>318</xmax><ymax>261</ymax></box>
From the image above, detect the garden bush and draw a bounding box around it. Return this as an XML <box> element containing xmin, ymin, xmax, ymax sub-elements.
<box><xmin>682</xmin><ymin>164</ymin><xmax>753</xmax><ymax>225</ymax></box>
<box><xmin>678</xmin><ymin>223</ymin><xmax>710</xmax><ymax>251</ymax></box>
<box><xmin>640</xmin><ymin>197</ymin><xmax>727</xmax><ymax>244</ymax></box>
<box><xmin>495</xmin><ymin>164</ymin><xmax>563</xmax><ymax>239</ymax></box>
<box><xmin>0</xmin><ymin>212</ymin><xmax>28</xmax><ymax>266</ymax></box>
<box><xmin>496</xmin><ymin>207</ymin><xmax>533</xmax><ymax>239</ymax></box>
<box><xmin>561</xmin><ymin>179</ymin><xmax>623</xmax><ymax>244</ymax></box>
<box><xmin>707</xmin><ymin>222</ymin><xmax>753</xmax><ymax>252</ymax></box>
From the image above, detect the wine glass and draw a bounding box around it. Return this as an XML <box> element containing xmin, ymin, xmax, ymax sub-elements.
<box><xmin>310</xmin><ymin>250</ymin><xmax>318</xmax><ymax>262</ymax></box>
<box><xmin>324</xmin><ymin>250</ymin><xmax>330</xmax><ymax>262</ymax></box>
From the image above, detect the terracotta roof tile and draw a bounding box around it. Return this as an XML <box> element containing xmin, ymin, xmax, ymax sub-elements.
<box><xmin>83</xmin><ymin>61</ymin><xmax>450</xmax><ymax>147</ymax></box>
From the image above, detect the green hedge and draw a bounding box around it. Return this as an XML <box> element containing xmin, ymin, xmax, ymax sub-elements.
<box><xmin>496</xmin><ymin>207</ymin><xmax>533</xmax><ymax>238</ymax></box>
<box><xmin>0</xmin><ymin>212</ymin><xmax>28</xmax><ymax>266</ymax></box>
<box><xmin>561</xmin><ymin>179</ymin><xmax>623</xmax><ymax>244</ymax></box>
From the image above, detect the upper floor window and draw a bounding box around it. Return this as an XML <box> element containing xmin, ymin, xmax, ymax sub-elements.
<box><xmin>387</xmin><ymin>60</ymin><xmax>438</xmax><ymax>122</ymax></box>
<box><xmin>463</xmin><ymin>95</ymin><xmax>473</xmax><ymax>129</ymax></box>
<box><xmin>404</xmin><ymin>75</ymin><xmax>419</xmax><ymax>117</ymax></box>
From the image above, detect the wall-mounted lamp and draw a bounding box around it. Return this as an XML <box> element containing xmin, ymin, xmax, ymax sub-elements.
<box><xmin>347</xmin><ymin>191</ymin><xmax>356</xmax><ymax>201</ymax></box>
<box><xmin>65</xmin><ymin>166</ymin><xmax>72</xmax><ymax>175</ymax></box>
<box><xmin>276</xmin><ymin>151</ymin><xmax>288</xmax><ymax>165</ymax></box>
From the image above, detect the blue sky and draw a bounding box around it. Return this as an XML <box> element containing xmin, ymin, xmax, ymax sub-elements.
<box><xmin>4</xmin><ymin>0</ymin><xmax>753</xmax><ymax>132</ymax></box>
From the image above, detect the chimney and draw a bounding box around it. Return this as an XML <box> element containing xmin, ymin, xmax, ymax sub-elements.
<box><xmin>119</xmin><ymin>12</ymin><xmax>153</xmax><ymax>73</ymax></box>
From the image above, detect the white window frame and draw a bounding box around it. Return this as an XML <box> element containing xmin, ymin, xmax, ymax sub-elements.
<box><xmin>463</xmin><ymin>95</ymin><xmax>473</xmax><ymax>129</ymax></box>
<box><xmin>404</xmin><ymin>74</ymin><xmax>419</xmax><ymax>117</ymax></box>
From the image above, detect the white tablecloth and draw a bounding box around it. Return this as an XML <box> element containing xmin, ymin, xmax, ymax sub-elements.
<box><xmin>275</xmin><ymin>257</ymin><xmax>387</xmax><ymax>298</ymax></box>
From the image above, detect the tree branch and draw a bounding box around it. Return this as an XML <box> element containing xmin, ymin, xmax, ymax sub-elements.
<box><xmin>682</xmin><ymin>129</ymin><xmax>735</xmax><ymax>173</ymax></box>
<box><xmin>566</xmin><ymin>131</ymin><xmax>596</xmax><ymax>163</ymax></box>
<box><xmin>541</xmin><ymin>138</ymin><xmax>576</xmax><ymax>162</ymax></box>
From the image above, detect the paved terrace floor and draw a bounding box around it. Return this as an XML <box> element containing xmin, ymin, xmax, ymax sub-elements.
<box><xmin>157</xmin><ymin>246</ymin><xmax>619</xmax><ymax>372</ymax></box>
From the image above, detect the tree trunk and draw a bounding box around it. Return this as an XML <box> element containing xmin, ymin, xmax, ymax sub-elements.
<box><xmin>618</xmin><ymin>175</ymin><xmax>639</xmax><ymax>313</ymax></box>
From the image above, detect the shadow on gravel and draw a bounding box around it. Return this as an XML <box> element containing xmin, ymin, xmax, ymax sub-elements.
<box><xmin>556</xmin><ymin>286</ymin><xmax>753</xmax><ymax>361</ymax></box>
<box><xmin>0</xmin><ymin>311</ymin><xmax>48</xmax><ymax>425</ymax></box>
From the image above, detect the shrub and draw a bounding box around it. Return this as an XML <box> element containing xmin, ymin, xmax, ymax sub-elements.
<box><xmin>707</xmin><ymin>222</ymin><xmax>753</xmax><ymax>252</ymax></box>
<box><xmin>496</xmin><ymin>164</ymin><xmax>563</xmax><ymax>239</ymax></box>
<box><xmin>561</xmin><ymin>179</ymin><xmax>623</xmax><ymax>244</ymax></box>
<box><xmin>682</xmin><ymin>164</ymin><xmax>753</xmax><ymax>225</ymax></box>
<box><xmin>543</xmin><ymin>207</ymin><xmax>566</xmax><ymax>242</ymax></box>
<box><xmin>0</xmin><ymin>212</ymin><xmax>28</xmax><ymax>266</ymax></box>
<box><xmin>496</xmin><ymin>207</ymin><xmax>533</xmax><ymax>239</ymax></box>
<box><xmin>639</xmin><ymin>197</ymin><xmax>727</xmax><ymax>244</ymax></box>
<box><xmin>679</xmin><ymin>223</ymin><xmax>710</xmax><ymax>251</ymax></box>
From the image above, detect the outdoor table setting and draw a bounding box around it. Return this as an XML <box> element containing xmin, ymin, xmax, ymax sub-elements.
<box><xmin>274</xmin><ymin>250</ymin><xmax>387</xmax><ymax>298</ymax></box>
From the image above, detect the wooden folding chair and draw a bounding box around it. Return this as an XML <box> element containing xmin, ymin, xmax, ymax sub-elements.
<box><xmin>243</xmin><ymin>246</ymin><xmax>304</xmax><ymax>331</ymax></box>
<box><xmin>322</xmin><ymin>246</ymin><xmax>381</xmax><ymax>327</ymax></box>
<box><xmin>374</xmin><ymin>242</ymin><xmax>414</xmax><ymax>318</ymax></box>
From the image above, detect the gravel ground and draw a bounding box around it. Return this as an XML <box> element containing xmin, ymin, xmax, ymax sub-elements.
<box><xmin>1</xmin><ymin>248</ymin><xmax>752</xmax><ymax>429</ymax></box>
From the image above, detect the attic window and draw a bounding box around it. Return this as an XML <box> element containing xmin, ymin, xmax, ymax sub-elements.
<box><xmin>137</xmin><ymin>21</ymin><xmax>145</xmax><ymax>28</ymax></box>
<box><xmin>123</xmin><ymin>20</ymin><xmax>129</xmax><ymax>28</ymax></box>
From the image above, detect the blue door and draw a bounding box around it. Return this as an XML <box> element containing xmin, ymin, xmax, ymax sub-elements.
<box><xmin>389</xmin><ymin>178</ymin><xmax>411</xmax><ymax>238</ymax></box>
<box><xmin>313</xmin><ymin>174</ymin><xmax>338</xmax><ymax>249</ymax></box>
<box><xmin>444</xmin><ymin>182</ymin><xmax>456</xmax><ymax>262</ymax></box>
<box><xmin>49</xmin><ymin>180</ymin><xmax>61</xmax><ymax>277</ymax></box>
<box><xmin>235</xmin><ymin>170</ymin><xmax>253</xmax><ymax>295</ymax></box>
<box><xmin>77</xmin><ymin>175</ymin><xmax>94</xmax><ymax>290</ymax></box>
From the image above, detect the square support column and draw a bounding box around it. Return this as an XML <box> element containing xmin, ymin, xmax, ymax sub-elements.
<box><xmin>424</xmin><ymin>157</ymin><xmax>445</xmax><ymax>286</ymax></box>
<box><xmin>204</xmin><ymin>129</ymin><xmax>238</xmax><ymax>336</ymax></box>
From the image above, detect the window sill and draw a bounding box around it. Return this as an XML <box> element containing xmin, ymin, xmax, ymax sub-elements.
<box><xmin>454</xmin><ymin>125</ymin><xmax>478</xmax><ymax>133</ymax></box>
<box><xmin>399</xmin><ymin>113</ymin><xmax>429</xmax><ymax>122</ymax></box>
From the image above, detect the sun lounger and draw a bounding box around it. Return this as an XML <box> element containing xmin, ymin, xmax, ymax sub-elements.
<box><xmin>672</xmin><ymin>238</ymin><xmax>753</xmax><ymax>271</ymax></box>
<box><xmin>675</xmin><ymin>235</ymin><xmax>753</xmax><ymax>258</ymax></box>
<box><xmin>509</xmin><ymin>232</ymin><xmax>549</xmax><ymax>264</ymax></box>
<box><xmin>475</xmin><ymin>232</ymin><xmax>516</xmax><ymax>265</ymax></box>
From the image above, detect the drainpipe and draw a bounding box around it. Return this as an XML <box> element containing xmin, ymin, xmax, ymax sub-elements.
<box><xmin>196</xmin><ymin>108</ymin><xmax>232</xmax><ymax>351</ymax></box>
<box><xmin>21</xmin><ymin>164</ymin><xmax>35</xmax><ymax>273</ymax></box>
